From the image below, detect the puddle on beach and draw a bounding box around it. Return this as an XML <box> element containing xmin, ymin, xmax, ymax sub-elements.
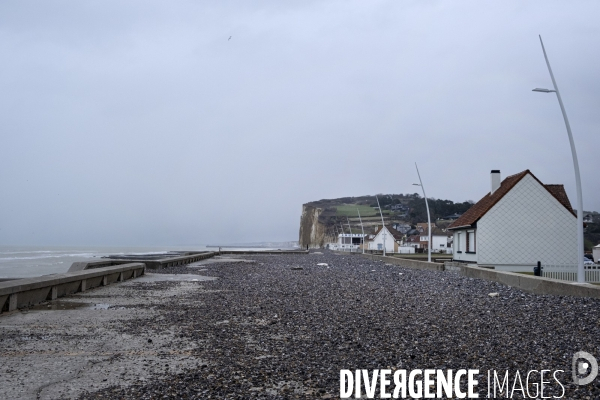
<box><xmin>27</xmin><ymin>301</ymin><xmax>111</xmax><ymax>311</ymax></box>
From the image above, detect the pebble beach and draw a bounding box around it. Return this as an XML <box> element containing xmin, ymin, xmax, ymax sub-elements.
<box><xmin>2</xmin><ymin>251</ymin><xmax>600</xmax><ymax>399</ymax></box>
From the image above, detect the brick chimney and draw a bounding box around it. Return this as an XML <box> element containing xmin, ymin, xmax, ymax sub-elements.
<box><xmin>491</xmin><ymin>170</ymin><xmax>501</xmax><ymax>194</ymax></box>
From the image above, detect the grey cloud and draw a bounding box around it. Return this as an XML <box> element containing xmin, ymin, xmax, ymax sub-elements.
<box><xmin>0</xmin><ymin>0</ymin><xmax>598</xmax><ymax>246</ymax></box>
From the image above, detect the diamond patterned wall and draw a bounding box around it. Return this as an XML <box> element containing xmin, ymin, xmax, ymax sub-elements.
<box><xmin>477</xmin><ymin>174</ymin><xmax>577</xmax><ymax>266</ymax></box>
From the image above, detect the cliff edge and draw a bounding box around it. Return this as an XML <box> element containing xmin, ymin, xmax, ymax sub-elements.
<box><xmin>298</xmin><ymin>204</ymin><xmax>326</xmax><ymax>248</ymax></box>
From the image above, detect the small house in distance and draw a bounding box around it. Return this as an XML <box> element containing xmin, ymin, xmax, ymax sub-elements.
<box><xmin>368</xmin><ymin>225</ymin><xmax>414</xmax><ymax>253</ymax></box>
<box><xmin>448</xmin><ymin>170</ymin><xmax>577</xmax><ymax>272</ymax></box>
<box><xmin>420</xmin><ymin>227</ymin><xmax>452</xmax><ymax>253</ymax></box>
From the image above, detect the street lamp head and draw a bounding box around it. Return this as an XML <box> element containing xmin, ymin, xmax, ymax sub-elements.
<box><xmin>532</xmin><ymin>88</ymin><xmax>556</xmax><ymax>93</ymax></box>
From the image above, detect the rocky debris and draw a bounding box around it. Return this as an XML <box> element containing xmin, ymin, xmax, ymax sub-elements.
<box><xmin>8</xmin><ymin>250</ymin><xmax>597</xmax><ymax>399</ymax></box>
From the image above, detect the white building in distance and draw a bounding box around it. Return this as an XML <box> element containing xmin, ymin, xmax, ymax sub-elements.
<box><xmin>336</xmin><ymin>233</ymin><xmax>367</xmax><ymax>251</ymax></box>
<box><xmin>368</xmin><ymin>225</ymin><xmax>414</xmax><ymax>253</ymax></box>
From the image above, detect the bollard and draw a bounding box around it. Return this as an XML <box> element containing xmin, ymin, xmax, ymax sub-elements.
<box><xmin>534</xmin><ymin>261</ymin><xmax>542</xmax><ymax>276</ymax></box>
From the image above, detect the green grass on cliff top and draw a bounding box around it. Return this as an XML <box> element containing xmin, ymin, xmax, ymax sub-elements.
<box><xmin>336</xmin><ymin>204</ymin><xmax>390</xmax><ymax>217</ymax></box>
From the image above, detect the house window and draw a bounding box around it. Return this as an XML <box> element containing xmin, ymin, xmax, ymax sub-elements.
<box><xmin>440</xmin><ymin>244</ymin><xmax>445</xmax><ymax>247</ymax></box>
<box><xmin>467</xmin><ymin>230</ymin><xmax>476</xmax><ymax>253</ymax></box>
<box><xmin>378</xmin><ymin>244</ymin><xmax>383</xmax><ymax>250</ymax></box>
<box><xmin>456</xmin><ymin>233</ymin><xmax>462</xmax><ymax>253</ymax></box>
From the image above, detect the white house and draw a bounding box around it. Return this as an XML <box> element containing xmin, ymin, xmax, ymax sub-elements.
<box><xmin>593</xmin><ymin>244</ymin><xmax>600</xmax><ymax>264</ymax></box>
<box><xmin>337</xmin><ymin>233</ymin><xmax>367</xmax><ymax>251</ymax></box>
<box><xmin>420</xmin><ymin>228</ymin><xmax>450</xmax><ymax>253</ymax></box>
<box><xmin>368</xmin><ymin>225</ymin><xmax>409</xmax><ymax>253</ymax></box>
<box><xmin>448</xmin><ymin>169</ymin><xmax>577</xmax><ymax>272</ymax></box>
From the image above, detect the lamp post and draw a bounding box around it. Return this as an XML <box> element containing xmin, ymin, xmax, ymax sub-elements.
<box><xmin>533</xmin><ymin>35</ymin><xmax>585</xmax><ymax>283</ymax></box>
<box><xmin>375</xmin><ymin>195</ymin><xmax>387</xmax><ymax>256</ymax></box>
<box><xmin>340</xmin><ymin>223</ymin><xmax>347</xmax><ymax>252</ymax></box>
<box><xmin>413</xmin><ymin>162</ymin><xmax>432</xmax><ymax>263</ymax></box>
<box><xmin>347</xmin><ymin>217</ymin><xmax>353</xmax><ymax>252</ymax></box>
<box><xmin>357</xmin><ymin>208</ymin><xmax>365</xmax><ymax>254</ymax></box>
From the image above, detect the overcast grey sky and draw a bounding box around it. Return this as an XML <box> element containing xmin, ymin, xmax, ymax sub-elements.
<box><xmin>1</xmin><ymin>1</ymin><xmax>598</xmax><ymax>246</ymax></box>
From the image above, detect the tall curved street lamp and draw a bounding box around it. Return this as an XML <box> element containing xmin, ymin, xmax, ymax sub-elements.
<box><xmin>533</xmin><ymin>35</ymin><xmax>585</xmax><ymax>283</ymax></box>
<box><xmin>414</xmin><ymin>162</ymin><xmax>432</xmax><ymax>263</ymax></box>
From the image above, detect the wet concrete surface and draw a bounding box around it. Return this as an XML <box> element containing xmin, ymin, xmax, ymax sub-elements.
<box><xmin>0</xmin><ymin>273</ymin><xmax>215</xmax><ymax>399</ymax></box>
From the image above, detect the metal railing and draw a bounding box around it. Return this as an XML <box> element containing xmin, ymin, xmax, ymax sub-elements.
<box><xmin>542</xmin><ymin>264</ymin><xmax>600</xmax><ymax>283</ymax></box>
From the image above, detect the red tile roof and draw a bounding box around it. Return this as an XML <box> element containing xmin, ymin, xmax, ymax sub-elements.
<box><xmin>543</xmin><ymin>184</ymin><xmax>574</xmax><ymax>213</ymax></box>
<box><xmin>373</xmin><ymin>225</ymin><xmax>404</xmax><ymax>241</ymax></box>
<box><xmin>424</xmin><ymin>227</ymin><xmax>449</xmax><ymax>236</ymax></box>
<box><xmin>448</xmin><ymin>170</ymin><xmax>575</xmax><ymax>230</ymax></box>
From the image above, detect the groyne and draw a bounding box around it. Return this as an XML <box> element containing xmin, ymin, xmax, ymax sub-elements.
<box><xmin>70</xmin><ymin>251</ymin><xmax>217</xmax><ymax>271</ymax></box>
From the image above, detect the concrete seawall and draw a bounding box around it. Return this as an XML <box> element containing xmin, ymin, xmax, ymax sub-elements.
<box><xmin>459</xmin><ymin>264</ymin><xmax>600</xmax><ymax>299</ymax></box>
<box><xmin>70</xmin><ymin>252</ymin><xmax>217</xmax><ymax>271</ymax></box>
<box><xmin>357</xmin><ymin>253</ymin><xmax>600</xmax><ymax>299</ymax></box>
<box><xmin>70</xmin><ymin>250</ymin><xmax>306</xmax><ymax>273</ymax></box>
<box><xmin>0</xmin><ymin>263</ymin><xmax>145</xmax><ymax>313</ymax></box>
<box><xmin>360</xmin><ymin>253</ymin><xmax>444</xmax><ymax>271</ymax></box>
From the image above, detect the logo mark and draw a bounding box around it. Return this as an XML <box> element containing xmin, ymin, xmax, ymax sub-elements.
<box><xmin>572</xmin><ymin>351</ymin><xmax>598</xmax><ymax>386</ymax></box>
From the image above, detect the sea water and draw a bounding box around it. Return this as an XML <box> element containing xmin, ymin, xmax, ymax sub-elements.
<box><xmin>0</xmin><ymin>242</ymin><xmax>298</xmax><ymax>279</ymax></box>
<box><xmin>0</xmin><ymin>245</ymin><xmax>205</xmax><ymax>279</ymax></box>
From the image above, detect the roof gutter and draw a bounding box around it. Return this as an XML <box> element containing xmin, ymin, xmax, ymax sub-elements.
<box><xmin>447</xmin><ymin>224</ymin><xmax>473</xmax><ymax>231</ymax></box>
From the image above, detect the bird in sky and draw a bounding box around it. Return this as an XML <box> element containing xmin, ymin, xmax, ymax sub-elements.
<box><xmin>228</xmin><ymin>36</ymin><xmax>232</xmax><ymax>41</ymax></box>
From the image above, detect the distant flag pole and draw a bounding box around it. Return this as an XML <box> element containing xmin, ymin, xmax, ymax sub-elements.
<box><xmin>414</xmin><ymin>163</ymin><xmax>432</xmax><ymax>263</ymax></box>
<box><xmin>357</xmin><ymin>208</ymin><xmax>365</xmax><ymax>254</ymax></box>
<box><xmin>347</xmin><ymin>217</ymin><xmax>353</xmax><ymax>252</ymax></box>
<box><xmin>375</xmin><ymin>195</ymin><xmax>387</xmax><ymax>256</ymax></box>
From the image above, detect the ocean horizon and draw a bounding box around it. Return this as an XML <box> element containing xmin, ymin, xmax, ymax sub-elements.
<box><xmin>0</xmin><ymin>242</ymin><xmax>299</xmax><ymax>279</ymax></box>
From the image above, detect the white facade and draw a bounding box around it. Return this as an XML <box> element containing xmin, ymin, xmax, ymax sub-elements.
<box><xmin>593</xmin><ymin>245</ymin><xmax>600</xmax><ymax>263</ymax></box>
<box><xmin>337</xmin><ymin>233</ymin><xmax>366</xmax><ymax>251</ymax></box>
<box><xmin>452</xmin><ymin>229</ymin><xmax>478</xmax><ymax>262</ymax></box>
<box><xmin>419</xmin><ymin>233</ymin><xmax>448</xmax><ymax>251</ymax></box>
<box><xmin>453</xmin><ymin>173</ymin><xmax>577</xmax><ymax>272</ymax></box>
<box><xmin>368</xmin><ymin>226</ymin><xmax>397</xmax><ymax>253</ymax></box>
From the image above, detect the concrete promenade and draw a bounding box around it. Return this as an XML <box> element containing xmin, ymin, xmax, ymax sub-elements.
<box><xmin>0</xmin><ymin>263</ymin><xmax>146</xmax><ymax>313</ymax></box>
<box><xmin>0</xmin><ymin>269</ymin><xmax>215</xmax><ymax>399</ymax></box>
